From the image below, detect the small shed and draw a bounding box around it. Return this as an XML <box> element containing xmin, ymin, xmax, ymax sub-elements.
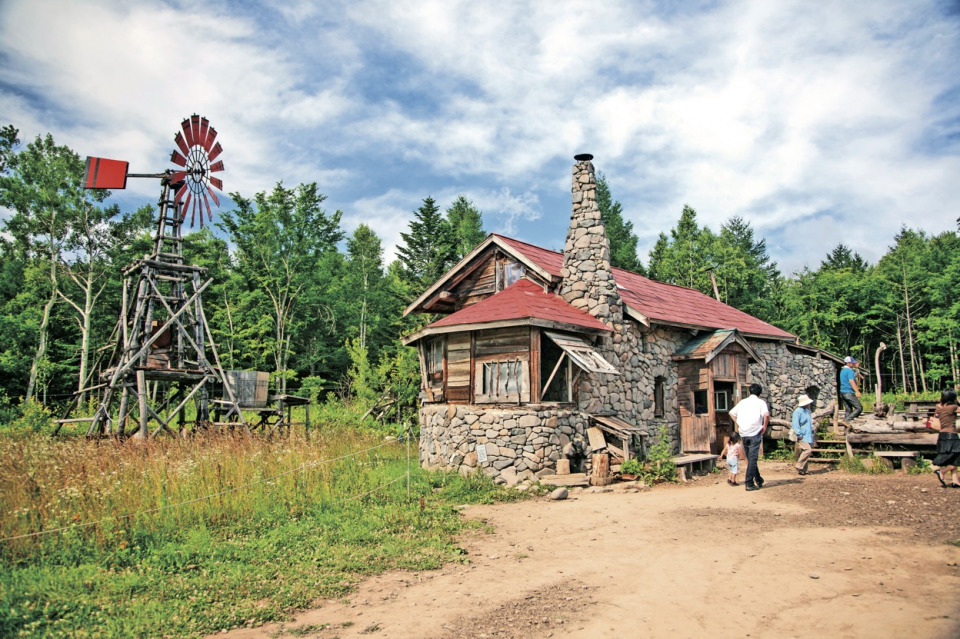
<box><xmin>673</xmin><ymin>329</ymin><xmax>762</xmax><ymax>454</ymax></box>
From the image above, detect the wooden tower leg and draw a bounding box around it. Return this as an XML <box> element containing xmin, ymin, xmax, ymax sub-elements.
<box><xmin>136</xmin><ymin>369</ymin><xmax>149</xmax><ymax>438</ymax></box>
<box><xmin>116</xmin><ymin>387</ymin><xmax>131</xmax><ymax>436</ymax></box>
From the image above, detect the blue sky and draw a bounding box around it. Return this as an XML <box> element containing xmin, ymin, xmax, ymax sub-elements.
<box><xmin>2</xmin><ymin>0</ymin><xmax>959</xmax><ymax>275</ymax></box>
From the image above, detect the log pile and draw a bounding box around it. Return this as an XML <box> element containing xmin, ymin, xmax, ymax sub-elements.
<box><xmin>844</xmin><ymin>409</ymin><xmax>938</xmax><ymax>447</ymax></box>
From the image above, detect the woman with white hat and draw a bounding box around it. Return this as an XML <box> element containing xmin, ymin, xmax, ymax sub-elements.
<box><xmin>791</xmin><ymin>394</ymin><xmax>816</xmax><ymax>475</ymax></box>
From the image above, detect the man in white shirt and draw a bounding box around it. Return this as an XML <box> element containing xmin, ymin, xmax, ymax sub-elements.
<box><xmin>729</xmin><ymin>383</ymin><xmax>770</xmax><ymax>491</ymax></box>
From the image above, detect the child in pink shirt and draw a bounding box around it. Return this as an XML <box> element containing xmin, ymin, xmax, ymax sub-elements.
<box><xmin>720</xmin><ymin>433</ymin><xmax>745</xmax><ymax>486</ymax></box>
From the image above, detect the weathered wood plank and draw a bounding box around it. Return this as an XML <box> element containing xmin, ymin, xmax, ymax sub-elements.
<box><xmin>587</xmin><ymin>426</ymin><xmax>607</xmax><ymax>451</ymax></box>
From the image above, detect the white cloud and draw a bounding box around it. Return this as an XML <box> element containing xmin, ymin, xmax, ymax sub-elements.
<box><xmin>1</xmin><ymin>0</ymin><xmax>957</xmax><ymax>276</ymax></box>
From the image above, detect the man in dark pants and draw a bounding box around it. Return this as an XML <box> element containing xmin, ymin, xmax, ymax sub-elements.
<box><xmin>729</xmin><ymin>383</ymin><xmax>770</xmax><ymax>491</ymax></box>
<box><xmin>840</xmin><ymin>356</ymin><xmax>862</xmax><ymax>422</ymax></box>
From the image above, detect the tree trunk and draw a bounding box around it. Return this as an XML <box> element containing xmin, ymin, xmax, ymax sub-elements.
<box><xmin>903</xmin><ymin>263</ymin><xmax>919</xmax><ymax>393</ymax></box>
<box><xmin>896</xmin><ymin>316</ymin><xmax>908</xmax><ymax>393</ymax></box>
<box><xmin>75</xmin><ymin>267</ymin><xmax>95</xmax><ymax>404</ymax></box>
<box><xmin>951</xmin><ymin>334</ymin><xmax>958</xmax><ymax>389</ymax></box>
<box><xmin>917</xmin><ymin>344</ymin><xmax>928</xmax><ymax>393</ymax></box>
<box><xmin>27</xmin><ymin>241</ymin><xmax>58</xmax><ymax>401</ymax></box>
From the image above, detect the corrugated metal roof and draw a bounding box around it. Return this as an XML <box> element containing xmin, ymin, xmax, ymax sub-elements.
<box><xmin>495</xmin><ymin>235</ymin><xmax>794</xmax><ymax>340</ymax></box>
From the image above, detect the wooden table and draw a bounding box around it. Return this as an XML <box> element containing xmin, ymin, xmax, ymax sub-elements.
<box><xmin>211</xmin><ymin>394</ymin><xmax>311</xmax><ymax>435</ymax></box>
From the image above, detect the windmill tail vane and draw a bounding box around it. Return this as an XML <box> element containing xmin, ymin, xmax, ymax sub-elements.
<box><xmin>82</xmin><ymin>114</ymin><xmax>225</xmax><ymax>227</ymax></box>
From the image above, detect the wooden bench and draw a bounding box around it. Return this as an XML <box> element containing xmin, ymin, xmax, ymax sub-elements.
<box><xmin>673</xmin><ymin>453</ymin><xmax>718</xmax><ymax>481</ymax></box>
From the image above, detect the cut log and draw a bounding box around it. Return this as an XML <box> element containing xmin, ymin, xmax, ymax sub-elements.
<box><xmin>848</xmin><ymin>420</ymin><xmax>934</xmax><ymax>434</ymax></box>
<box><xmin>846</xmin><ymin>432</ymin><xmax>937</xmax><ymax>446</ymax></box>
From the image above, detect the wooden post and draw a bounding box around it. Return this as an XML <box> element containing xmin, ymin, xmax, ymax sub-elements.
<box><xmin>556</xmin><ymin>458</ymin><xmax>571</xmax><ymax>475</ymax></box>
<box><xmin>874</xmin><ymin>342</ymin><xmax>887</xmax><ymax>410</ymax></box>
<box><xmin>590</xmin><ymin>453</ymin><xmax>611</xmax><ymax>486</ymax></box>
<box><xmin>136</xmin><ymin>369</ymin><xmax>148</xmax><ymax>438</ymax></box>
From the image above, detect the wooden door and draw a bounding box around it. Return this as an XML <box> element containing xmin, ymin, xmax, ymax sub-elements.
<box><xmin>681</xmin><ymin>413</ymin><xmax>713</xmax><ymax>453</ymax></box>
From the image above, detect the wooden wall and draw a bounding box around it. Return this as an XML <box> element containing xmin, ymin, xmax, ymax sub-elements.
<box><xmin>458</xmin><ymin>257</ymin><xmax>497</xmax><ymax>308</ymax></box>
<box><xmin>473</xmin><ymin>327</ymin><xmax>531</xmax><ymax>403</ymax></box>
<box><xmin>446</xmin><ymin>333</ymin><xmax>472</xmax><ymax>403</ymax></box>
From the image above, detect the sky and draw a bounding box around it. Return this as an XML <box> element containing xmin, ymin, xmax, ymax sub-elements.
<box><xmin>1</xmin><ymin>0</ymin><xmax>958</xmax><ymax>275</ymax></box>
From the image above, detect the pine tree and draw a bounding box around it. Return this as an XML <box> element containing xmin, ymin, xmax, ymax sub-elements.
<box><xmin>396</xmin><ymin>196</ymin><xmax>457</xmax><ymax>294</ymax></box>
<box><xmin>445</xmin><ymin>195</ymin><xmax>486</xmax><ymax>259</ymax></box>
<box><xmin>596</xmin><ymin>173</ymin><xmax>643</xmax><ymax>273</ymax></box>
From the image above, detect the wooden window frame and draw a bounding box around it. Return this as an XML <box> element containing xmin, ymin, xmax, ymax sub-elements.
<box><xmin>714</xmin><ymin>389</ymin><xmax>729</xmax><ymax>412</ymax></box>
<box><xmin>473</xmin><ymin>355</ymin><xmax>529</xmax><ymax>403</ymax></box>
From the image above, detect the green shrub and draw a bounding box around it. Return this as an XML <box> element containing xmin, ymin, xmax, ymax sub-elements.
<box><xmin>908</xmin><ymin>457</ymin><xmax>933</xmax><ymax>475</ymax></box>
<box><xmin>765</xmin><ymin>439</ymin><xmax>795</xmax><ymax>461</ymax></box>
<box><xmin>620</xmin><ymin>458</ymin><xmax>643</xmax><ymax>475</ymax></box>
<box><xmin>865</xmin><ymin>457</ymin><xmax>894</xmax><ymax>475</ymax></box>
<box><xmin>839</xmin><ymin>455</ymin><xmax>866</xmax><ymax>473</ymax></box>
<box><xmin>0</xmin><ymin>398</ymin><xmax>52</xmax><ymax>436</ymax></box>
<box><xmin>637</xmin><ymin>423</ymin><xmax>676</xmax><ymax>483</ymax></box>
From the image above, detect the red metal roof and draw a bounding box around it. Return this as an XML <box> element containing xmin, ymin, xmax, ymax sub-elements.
<box><xmin>428</xmin><ymin>278</ymin><xmax>611</xmax><ymax>332</ymax></box>
<box><xmin>494</xmin><ymin>234</ymin><xmax>794</xmax><ymax>340</ymax></box>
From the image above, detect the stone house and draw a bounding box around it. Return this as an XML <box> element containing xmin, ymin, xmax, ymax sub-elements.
<box><xmin>402</xmin><ymin>155</ymin><xmax>840</xmax><ymax>484</ymax></box>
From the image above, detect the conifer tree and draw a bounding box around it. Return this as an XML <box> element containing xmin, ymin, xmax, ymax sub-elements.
<box><xmin>445</xmin><ymin>195</ymin><xmax>486</xmax><ymax>259</ymax></box>
<box><xmin>396</xmin><ymin>196</ymin><xmax>457</xmax><ymax>294</ymax></box>
<box><xmin>596</xmin><ymin>173</ymin><xmax>643</xmax><ymax>273</ymax></box>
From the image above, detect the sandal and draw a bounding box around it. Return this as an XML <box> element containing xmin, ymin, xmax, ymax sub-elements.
<box><xmin>936</xmin><ymin>470</ymin><xmax>948</xmax><ymax>487</ymax></box>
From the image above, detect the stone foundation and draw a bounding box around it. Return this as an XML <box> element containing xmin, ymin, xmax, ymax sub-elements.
<box><xmin>419</xmin><ymin>404</ymin><xmax>589</xmax><ymax>485</ymax></box>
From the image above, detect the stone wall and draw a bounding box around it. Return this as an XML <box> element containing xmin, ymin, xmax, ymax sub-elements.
<box><xmin>749</xmin><ymin>342</ymin><xmax>838</xmax><ymax>423</ymax></box>
<box><xmin>419</xmin><ymin>404</ymin><xmax>588</xmax><ymax>486</ymax></box>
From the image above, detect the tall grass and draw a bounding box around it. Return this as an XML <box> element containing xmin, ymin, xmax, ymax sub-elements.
<box><xmin>0</xmin><ymin>420</ymin><xmax>524</xmax><ymax>637</ymax></box>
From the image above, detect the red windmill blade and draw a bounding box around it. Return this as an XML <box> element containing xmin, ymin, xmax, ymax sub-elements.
<box><xmin>170</xmin><ymin>114</ymin><xmax>224</xmax><ymax>227</ymax></box>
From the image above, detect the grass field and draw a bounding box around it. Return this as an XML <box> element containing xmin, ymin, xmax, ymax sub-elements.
<box><xmin>0</xmin><ymin>420</ymin><xmax>528</xmax><ymax>637</ymax></box>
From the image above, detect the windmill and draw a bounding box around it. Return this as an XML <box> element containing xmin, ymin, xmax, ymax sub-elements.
<box><xmin>66</xmin><ymin>115</ymin><xmax>243</xmax><ymax>437</ymax></box>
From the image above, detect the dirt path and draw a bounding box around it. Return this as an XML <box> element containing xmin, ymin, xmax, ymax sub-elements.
<box><xmin>219</xmin><ymin>463</ymin><xmax>960</xmax><ymax>639</ymax></box>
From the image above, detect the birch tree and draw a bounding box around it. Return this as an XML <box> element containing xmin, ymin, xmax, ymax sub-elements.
<box><xmin>0</xmin><ymin>133</ymin><xmax>82</xmax><ymax>400</ymax></box>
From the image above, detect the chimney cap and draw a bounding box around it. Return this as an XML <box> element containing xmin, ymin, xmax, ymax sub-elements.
<box><xmin>574</xmin><ymin>153</ymin><xmax>593</xmax><ymax>162</ymax></box>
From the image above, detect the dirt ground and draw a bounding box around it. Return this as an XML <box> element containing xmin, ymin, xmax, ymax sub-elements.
<box><xmin>219</xmin><ymin>462</ymin><xmax>960</xmax><ymax>639</ymax></box>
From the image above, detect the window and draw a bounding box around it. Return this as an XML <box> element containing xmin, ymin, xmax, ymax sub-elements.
<box><xmin>474</xmin><ymin>359</ymin><xmax>527</xmax><ymax>402</ymax></box>
<box><xmin>482</xmin><ymin>360</ymin><xmax>522</xmax><ymax>396</ymax></box>
<box><xmin>654</xmin><ymin>376</ymin><xmax>665</xmax><ymax>418</ymax></box>
<box><xmin>501</xmin><ymin>262</ymin><xmax>525</xmax><ymax>288</ymax></box>
<box><xmin>542</xmin><ymin>331</ymin><xmax>620</xmax><ymax>375</ymax></box>
<box><xmin>693</xmin><ymin>390</ymin><xmax>709</xmax><ymax>415</ymax></box>
<box><xmin>425</xmin><ymin>338</ymin><xmax>443</xmax><ymax>383</ymax></box>
<box><xmin>714</xmin><ymin>390</ymin><xmax>729</xmax><ymax>412</ymax></box>
<box><xmin>541</xmin><ymin>335</ymin><xmax>571</xmax><ymax>402</ymax></box>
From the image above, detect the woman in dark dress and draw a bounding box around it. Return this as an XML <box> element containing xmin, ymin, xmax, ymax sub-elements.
<box><xmin>933</xmin><ymin>389</ymin><xmax>960</xmax><ymax>488</ymax></box>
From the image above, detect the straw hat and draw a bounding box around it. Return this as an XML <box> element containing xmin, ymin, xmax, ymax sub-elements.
<box><xmin>797</xmin><ymin>394</ymin><xmax>814</xmax><ymax>407</ymax></box>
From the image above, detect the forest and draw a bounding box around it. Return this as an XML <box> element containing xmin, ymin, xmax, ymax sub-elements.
<box><xmin>0</xmin><ymin>125</ymin><xmax>956</xmax><ymax>425</ymax></box>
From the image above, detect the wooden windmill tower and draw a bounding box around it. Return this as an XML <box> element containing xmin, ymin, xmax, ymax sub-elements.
<box><xmin>79</xmin><ymin>115</ymin><xmax>243</xmax><ymax>437</ymax></box>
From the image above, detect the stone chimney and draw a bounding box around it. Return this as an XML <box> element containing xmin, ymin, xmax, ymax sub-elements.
<box><xmin>559</xmin><ymin>154</ymin><xmax>624</xmax><ymax>327</ymax></box>
<box><xmin>559</xmin><ymin>154</ymin><xmax>636</xmax><ymax>416</ymax></box>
